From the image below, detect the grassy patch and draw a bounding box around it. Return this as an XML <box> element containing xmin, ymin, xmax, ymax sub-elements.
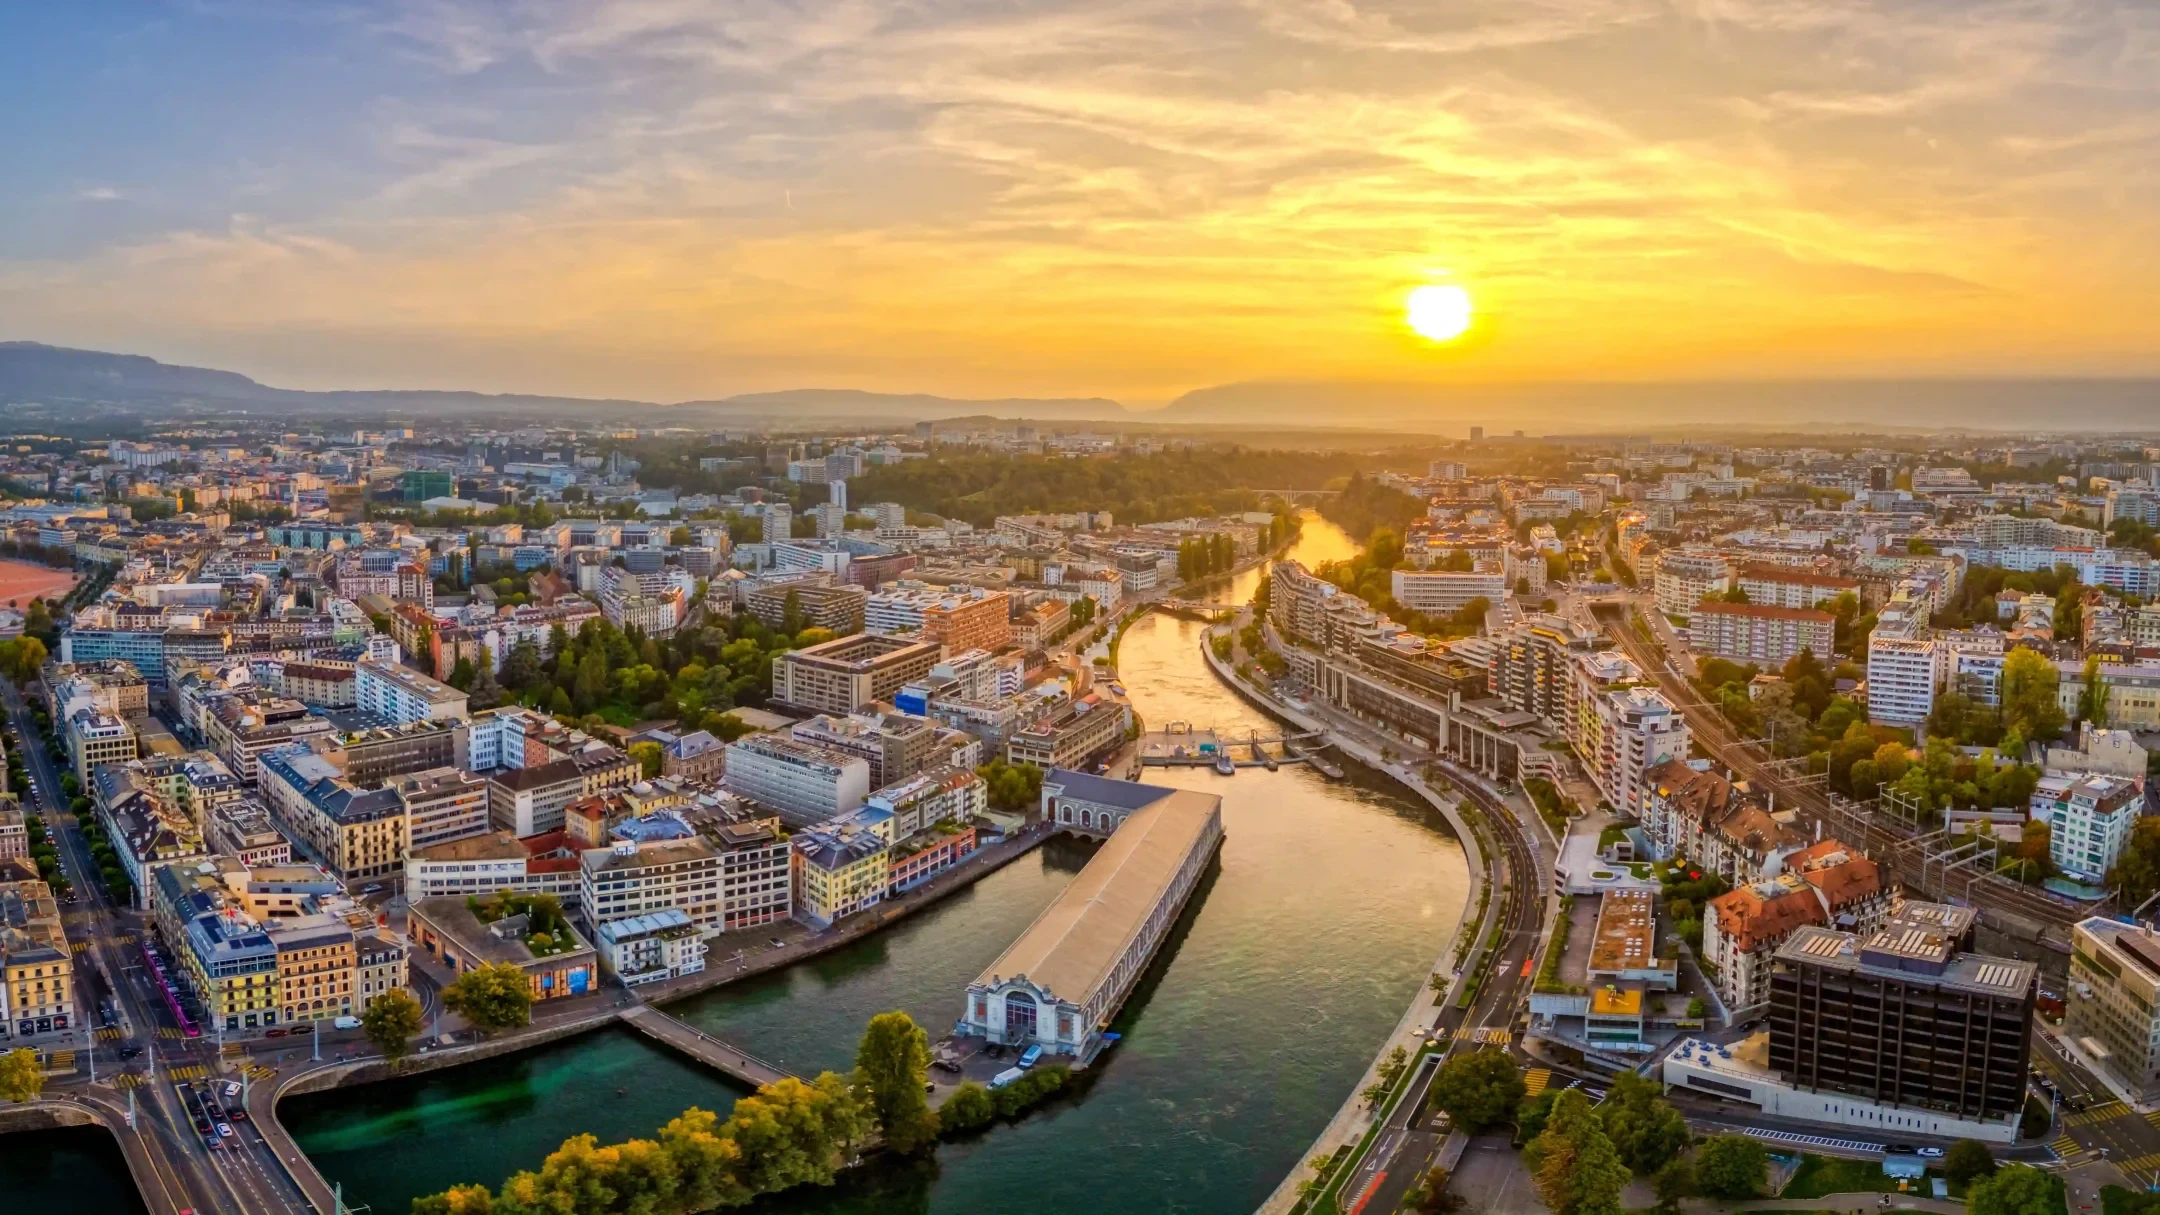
<box><xmin>1778</xmin><ymin>1155</ymin><xmax>1972</xmax><ymax>1203</ymax></box>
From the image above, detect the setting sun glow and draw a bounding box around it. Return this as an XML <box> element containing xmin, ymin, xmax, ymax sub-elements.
<box><xmin>1406</xmin><ymin>285</ymin><xmax>1473</xmax><ymax>342</ymax></box>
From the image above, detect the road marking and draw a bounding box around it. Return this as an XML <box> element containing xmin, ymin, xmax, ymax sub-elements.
<box><xmin>168</xmin><ymin>1064</ymin><xmax>207</xmax><ymax>1080</ymax></box>
<box><xmin>1524</xmin><ymin>1068</ymin><xmax>1551</xmax><ymax>1095</ymax></box>
<box><xmin>247</xmin><ymin>1064</ymin><xmax>277</xmax><ymax>1080</ymax></box>
<box><xmin>46</xmin><ymin>1049</ymin><xmax>76</xmax><ymax>1069</ymax></box>
<box><xmin>2145</xmin><ymin>1110</ymin><xmax>2160</xmax><ymax>1130</ymax></box>
<box><xmin>115</xmin><ymin>1073</ymin><xmax>152</xmax><ymax>1090</ymax></box>
<box><xmin>2124</xmin><ymin>1150</ymin><xmax>2160</xmax><ymax>1172</ymax></box>
<box><xmin>2068</xmin><ymin>1102</ymin><xmax>2128</xmax><ymax>1125</ymax></box>
<box><xmin>94</xmin><ymin>1026</ymin><xmax>125</xmax><ymax>1041</ymax></box>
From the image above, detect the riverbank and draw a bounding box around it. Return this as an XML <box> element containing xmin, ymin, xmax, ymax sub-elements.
<box><xmin>1192</xmin><ymin>628</ymin><xmax>1501</xmax><ymax>1215</ymax></box>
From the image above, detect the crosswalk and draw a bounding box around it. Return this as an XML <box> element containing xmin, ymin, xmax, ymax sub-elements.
<box><xmin>93</xmin><ymin>1026</ymin><xmax>125</xmax><ymax>1041</ymax></box>
<box><xmin>114</xmin><ymin>1073</ymin><xmax>151</xmax><ymax>1090</ymax></box>
<box><xmin>1524</xmin><ymin>1068</ymin><xmax>1552</xmax><ymax>1096</ymax></box>
<box><xmin>45</xmin><ymin>1050</ymin><xmax>75</xmax><ymax>1070</ymax></box>
<box><xmin>156</xmin><ymin>1027</ymin><xmax>188</xmax><ymax>1040</ymax></box>
<box><xmin>70</xmin><ymin>940</ymin><xmax>89</xmax><ymax>954</ymax></box>
<box><xmin>2052</xmin><ymin>1135</ymin><xmax>2081</xmax><ymax>1158</ymax></box>
<box><xmin>245</xmin><ymin>1064</ymin><xmax>276</xmax><ymax>1081</ymax></box>
<box><xmin>167</xmin><ymin>1064</ymin><xmax>209</xmax><ymax>1081</ymax></box>
<box><xmin>1451</xmin><ymin>1026</ymin><xmax>1512</xmax><ymax>1045</ymax></box>
<box><xmin>2066</xmin><ymin>1101</ymin><xmax>2129</xmax><ymax>1126</ymax></box>
<box><xmin>2122</xmin><ymin>1150</ymin><xmax>2160</xmax><ymax>1173</ymax></box>
<box><xmin>2144</xmin><ymin>1110</ymin><xmax>2160</xmax><ymax>1130</ymax></box>
<box><xmin>221</xmin><ymin>1042</ymin><xmax>246</xmax><ymax>1058</ymax></box>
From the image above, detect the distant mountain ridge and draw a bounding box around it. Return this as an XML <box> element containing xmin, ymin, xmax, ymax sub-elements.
<box><xmin>4</xmin><ymin>340</ymin><xmax>2157</xmax><ymax>433</ymax></box>
<box><xmin>0</xmin><ymin>342</ymin><xmax>1135</xmax><ymax>426</ymax></box>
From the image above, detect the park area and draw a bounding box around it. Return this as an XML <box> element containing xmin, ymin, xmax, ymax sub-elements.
<box><xmin>0</xmin><ymin>559</ymin><xmax>77</xmax><ymax>609</ymax></box>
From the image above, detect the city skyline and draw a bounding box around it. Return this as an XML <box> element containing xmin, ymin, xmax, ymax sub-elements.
<box><xmin>5</xmin><ymin>2</ymin><xmax>2160</xmax><ymax>415</ymax></box>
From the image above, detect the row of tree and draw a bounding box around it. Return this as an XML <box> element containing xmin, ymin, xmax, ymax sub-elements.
<box><xmin>407</xmin><ymin>1011</ymin><xmax>1070</xmax><ymax>1215</ymax></box>
<box><xmin>844</xmin><ymin>449</ymin><xmax>1377</xmax><ymax>528</ymax></box>
<box><xmin>1176</xmin><ymin>534</ymin><xmax>1237</xmax><ymax>581</ymax></box>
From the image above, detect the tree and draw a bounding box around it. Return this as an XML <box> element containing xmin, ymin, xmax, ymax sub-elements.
<box><xmin>441</xmin><ymin>962</ymin><xmax>534</xmax><ymax>1034</ymax></box>
<box><xmin>500</xmin><ymin>637</ymin><xmax>544</xmax><ymax>691</ymax></box>
<box><xmin>855</xmin><ymin>1010</ymin><xmax>938</xmax><ymax>1153</ymax></box>
<box><xmin>362</xmin><ymin>988</ymin><xmax>425</xmax><ymax>1063</ymax></box>
<box><xmin>1691</xmin><ymin>1133</ymin><xmax>1767</xmax><ymax>1199</ymax></box>
<box><xmin>1944</xmin><ymin>1139</ymin><xmax>1998</xmax><ymax>1186</ymax></box>
<box><xmin>0</xmin><ymin>635</ymin><xmax>47</xmax><ymax>683</ymax></box>
<box><xmin>1597</xmin><ymin>1070</ymin><xmax>1691</xmax><ymax>1175</ymax></box>
<box><xmin>630</xmin><ymin>740</ymin><xmax>664</xmax><ymax>779</ymax></box>
<box><xmin>1523</xmin><ymin>1088</ymin><xmax>1628</xmax><ymax>1215</ymax></box>
<box><xmin>447</xmin><ymin>656</ymin><xmax>477</xmax><ymax>691</ymax></box>
<box><xmin>0</xmin><ymin>1047</ymin><xmax>42</xmax><ymax>1102</ymax></box>
<box><xmin>2079</xmin><ymin>654</ymin><xmax>2112</xmax><ymax>726</ymax></box>
<box><xmin>1968</xmin><ymin>1164</ymin><xmax>2059</xmax><ymax>1215</ymax></box>
<box><xmin>2000</xmin><ymin>646</ymin><xmax>2066</xmax><ymax>744</ymax></box>
<box><xmin>467</xmin><ymin>651</ymin><xmax>504</xmax><ymax>711</ymax></box>
<box><xmin>1403</xmin><ymin>1166</ymin><xmax>1464</xmax><ymax>1214</ymax></box>
<box><xmin>1651</xmin><ymin>1157</ymin><xmax>1694</xmax><ymax>1215</ymax></box>
<box><xmin>1429</xmin><ymin>1046</ymin><xmax>1525</xmax><ymax>1134</ymax></box>
<box><xmin>939</xmin><ymin>1081</ymin><xmax>996</xmax><ymax>1135</ymax></box>
<box><xmin>1517</xmin><ymin>1088</ymin><xmax>1560</xmax><ymax>1140</ymax></box>
<box><xmin>2111</xmin><ymin>817</ymin><xmax>2160</xmax><ymax>905</ymax></box>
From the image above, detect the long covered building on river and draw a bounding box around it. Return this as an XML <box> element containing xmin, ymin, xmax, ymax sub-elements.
<box><xmin>959</xmin><ymin>774</ymin><xmax>1224</xmax><ymax>1064</ymax></box>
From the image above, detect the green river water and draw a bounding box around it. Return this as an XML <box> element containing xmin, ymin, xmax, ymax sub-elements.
<box><xmin>40</xmin><ymin>514</ymin><xmax>1474</xmax><ymax>1215</ymax></box>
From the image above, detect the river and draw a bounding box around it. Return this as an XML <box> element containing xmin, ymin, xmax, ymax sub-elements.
<box><xmin>277</xmin><ymin>514</ymin><xmax>1474</xmax><ymax>1214</ymax></box>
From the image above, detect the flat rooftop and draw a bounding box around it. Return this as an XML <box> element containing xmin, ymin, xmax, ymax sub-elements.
<box><xmin>1590</xmin><ymin>889</ymin><xmax>1656</xmax><ymax>973</ymax></box>
<box><xmin>973</xmin><ymin>787</ymin><xmax>1220</xmax><ymax>1009</ymax></box>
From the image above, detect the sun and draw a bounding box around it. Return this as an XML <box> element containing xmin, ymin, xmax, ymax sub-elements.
<box><xmin>1406</xmin><ymin>284</ymin><xmax>1473</xmax><ymax>342</ymax></box>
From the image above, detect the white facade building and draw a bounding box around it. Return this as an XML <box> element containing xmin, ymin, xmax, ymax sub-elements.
<box><xmin>722</xmin><ymin>735</ymin><xmax>872</xmax><ymax>823</ymax></box>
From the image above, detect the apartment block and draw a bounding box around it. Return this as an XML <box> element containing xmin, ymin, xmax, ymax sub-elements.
<box><xmin>1689</xmin><ymin>601</ymin><xmax>1837</xmax><ymax>668</ymax></box>
<box><xmin>356</xmin><ymin>659</ymin><xmax>470</xmax><ymax>726</ymax></box>
<box><xmin>790</xmin><ymin>712</ymin><xmax>937</xmax><ymax>788</ymax></box>
<box><xmin>2032</xmin><ymin>773</ymin><xmax>2144</xmax><ymax>883</ymax></box>
<box><xmin>395</xmin><ymin>767</ymin><xmax>493</xmax><ymax>852</ymax></box>
<box><xmin>258</xmin><ymin>747</ymin><xmax>409</xmax><ymax>884</ymax></box>
<box><xmin>487</xmin><ymin>758</ymin><xmax>588</xmax><ymax>837</ymax></box>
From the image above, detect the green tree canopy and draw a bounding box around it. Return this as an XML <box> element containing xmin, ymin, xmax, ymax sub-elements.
<box><xmin>1597</xmin><ymin>1071</ymin><xmax>1691</xmax><ymax>1176</ymax></box>
<box><xmin>1691</xmin><ymin>1134</ymin><xmax>1767</xmax><ymax>1200</ymax></box>
<box><xmin>441</xmin><ymin>962</ymin><xmax>535</xmax><ymax>1034</ymax></box>
<box><xmin>1523</xmin><ymin>1088</ymin><xmax>1629</xmax><ymax>1215</ymax></box>
<box><xmin>854</xmin><ymin>1010</ymin><xmax>937</xmax><ymax>1153</ymax></box>
<box><xmin>1968</xmin><ymin>1164</ymin><xmax>2060</xmax><ymax>1215</ymax></box>
<box><xmin>1944</xmin><ymin>1139</ymin><xmax>1998</xmax><ymax>1186</ymax></box>
<box><xmin>0</xmin><ymin>1047</ymin><xmax>43</xmax><ymax>1102</ymax></box>
<box><xmin>361</xmin><ymin>988</ymin><xmax>425</xmax><ymax>1062</ymax></box>
<box><xmin>1429</xmin><ymin>1047</ymin><xmax>1525</xmax><ymax>1135</ymax></box>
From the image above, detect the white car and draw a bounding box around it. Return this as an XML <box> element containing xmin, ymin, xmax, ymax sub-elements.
<box><xmin>1916</xmin><ymin>1146</ymin><xmax>1944</xmax><ymax>1158</ymax></box>
<box><xmin>216</xmin><ymin>1123</ymin><xmax>233</xmax><ymax>1138</ymax></box>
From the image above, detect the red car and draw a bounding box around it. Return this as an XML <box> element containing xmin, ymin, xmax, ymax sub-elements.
<box><xmin>264</xmin><ymin>1027</ymin><xmax>289</xmax><ymax>1038</ymax></box>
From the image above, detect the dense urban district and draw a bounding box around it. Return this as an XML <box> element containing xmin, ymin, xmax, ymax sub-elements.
<box><xmin>5</xmin><ymin>419</ymin><xmax>2160</xmax><ymax>1215</ymax></box>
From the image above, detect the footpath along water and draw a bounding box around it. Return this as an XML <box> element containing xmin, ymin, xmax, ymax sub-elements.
<box><xmin>286</xmin><ymin>512</ymin><xmax>1471</xmax><ymax>1215</ymax></box>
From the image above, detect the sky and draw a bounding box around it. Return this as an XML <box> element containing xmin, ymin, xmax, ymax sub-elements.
<box><xmin>1</xmin><ymin>0</ymin><xmax>2158</xmax><ymax>408</ymax></box>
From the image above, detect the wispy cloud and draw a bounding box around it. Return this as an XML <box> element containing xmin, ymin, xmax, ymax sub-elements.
<box><xmin>3</xmin><ymin>0</ymin><xmax>2159</xmax><ymax>401</ymax></box>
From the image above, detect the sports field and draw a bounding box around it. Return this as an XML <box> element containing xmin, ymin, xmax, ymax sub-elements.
<box><xmin>0</xmin><ymin>559</ymin><xmax>78</xmax><ymax>609</ymax></box>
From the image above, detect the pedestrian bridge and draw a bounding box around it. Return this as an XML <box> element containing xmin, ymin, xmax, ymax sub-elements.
<box><xmin>618</xmin><ymin>1005</ymin><xmax>796</xmax><ymax>1089</ymax></box>
<box><xmin>1156</xmin><ymin>599</ymin><xmax>1240</xmax><ymax>622</ymax></box>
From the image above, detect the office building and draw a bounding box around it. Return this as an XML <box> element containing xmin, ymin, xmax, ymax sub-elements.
<box><xmin>790</xmin><ymin>712</ymin><xmax>937</xmax><ymax>788</ymax></box>
<box><xmin>723</xmin><ymin>734</ymin><xmax>871</xmax><ymax>824</ymax></box>
<box><xmin>774</xmin><ymin>633</ymin><xmax>941</xmax><ymax>715</ymax></box>
<box><xmin>713</xmin><ymin>821</ymin><xmax>792</xmax><ymax>932</ymax></box>
<box><xmin>487</xmin><ymin>758</ymin><xmax>588</xmax><ymax>837</ymax></box>
<box><xmin>395</xmin><ymin>767</ymin><xmax>493</xmax><ymax>852</ymax></box>
<box><xmin>580</xmin><ymin>835</ymin><xmax>726</xmax><ymax>938</ymax></box>
<box><xmin>2066</xmin><ymin>918</ymin><xmax>2160</xmax><ymax>1103</ymax></box>
<box><xmin>258</xmin><ymin>747</ymin><xmax>409</xmax><ymax>883</ymax></box>
<box><xmin>595</xmin><ymin>908</ymin><xmax>707</xmax><ymax>986</ymax></box>
<box><xmin>409</xmin><ymin>897</ymin><xmax>597</xmax><ymax>1001</ymax></box>
<box><xmin>0</xmin><ymin>879</ymin><xmax>74</xmax><ymax>1041</ymax></box>
<box><xmin>1768</xmin><ymin>903</ymin><xmax>2031</xmax><ymax>1131</ymax></box>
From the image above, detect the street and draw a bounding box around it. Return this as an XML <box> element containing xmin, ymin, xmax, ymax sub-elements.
<box><xmin>5</xmin><ymin>675</ymin><xmax>314</xmax><ymax>1215</ymax></box>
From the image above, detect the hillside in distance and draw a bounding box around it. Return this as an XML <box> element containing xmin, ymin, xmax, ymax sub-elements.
<box><xmin>0</xmin><ymin>343</ymin><xmax>1133</xmax><ymax>428</ymax></box>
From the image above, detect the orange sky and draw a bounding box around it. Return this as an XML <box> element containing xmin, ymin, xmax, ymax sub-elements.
<box><xmin>5</xmin><ymin>1</ymin><xmax>2160</xmax><ymax>405</ymax></box>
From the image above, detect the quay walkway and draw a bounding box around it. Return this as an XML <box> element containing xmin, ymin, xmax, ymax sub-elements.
<box><xmin>619</xmin><ymin>1005</ymin><xmax>795</xmax><ymax>1088</ymax></box>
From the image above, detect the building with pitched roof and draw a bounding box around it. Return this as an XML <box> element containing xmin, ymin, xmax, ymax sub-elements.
<box><xmin>959</xmin><ymin>779</ymin><xmax>1222</xmax><ymax>1064</ymax></box>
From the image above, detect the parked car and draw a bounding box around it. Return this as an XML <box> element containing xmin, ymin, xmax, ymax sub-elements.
<box><xmin>333</xmin><ymin>1015</ymin><xmax>362</xmax><ymax>1030</ymax></box>
<box><xmin>264</xmin><ymin>1027</ymin><xmax>289</xmax><ymax>1038</ymax></box>
<box><xmin>1917</xmin><ymin>1147</ymin><xmax>1944</xmax><ymax>1158</ymax></box>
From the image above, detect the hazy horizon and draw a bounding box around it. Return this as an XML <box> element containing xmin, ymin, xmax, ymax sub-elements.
<box><xmin>5</xmin><ymin>3</ymin><xmax>2160</xmax><ymax>414</ymax></box>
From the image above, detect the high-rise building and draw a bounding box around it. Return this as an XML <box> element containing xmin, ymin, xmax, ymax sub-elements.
<box><xmin>1768</xmin><ymin>903</ymin><xmax>2032</xmax><ymax>1128</ymax></box>
<box><xmin>763</xmin><ymin>503</ymin><xmax>793</xmax><ymax>543</ymax></box>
